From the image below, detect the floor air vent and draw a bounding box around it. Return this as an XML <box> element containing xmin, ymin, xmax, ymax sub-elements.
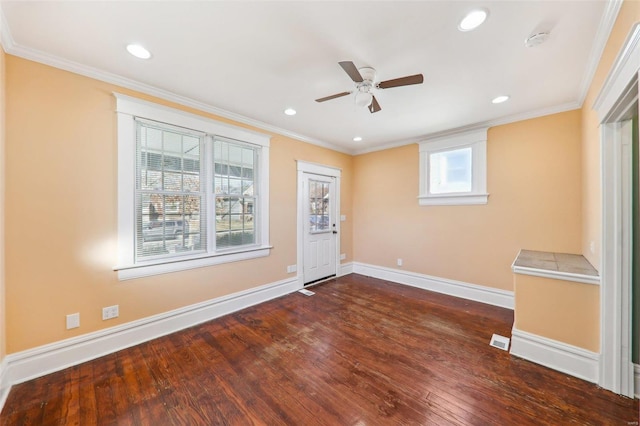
<box><xmin>298</xmin><ymin>289</ymin><xmax>315</xmax><ymax>296</ymax></box>
<box><xmin>489</xmin><ymin>334</ymin><xmax>510</xmax><ymax>351</ymax></box>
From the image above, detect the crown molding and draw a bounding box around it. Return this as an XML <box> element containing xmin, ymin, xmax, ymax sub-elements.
<box><xmin>353</xmin><ymin>101</ymin><xmax>580</xmax><ymax>156</ymax></box>
<box><xmin>0</xmin><ymin>7</ymin><xmax>351</xmax><ymax>156</ymax></box>
<box><xmin>0</xmin><ymin>5</ymin><xmax>12</xmax><ymax>53</ymax></box>
<box><xmin>576</xmin><ymin>0</ymin><xmax>623</xmax><ymax>107</ymax></box>
<box><xmin>0</xmin><ymin>2</ymin><xmax>610</xmax><ymax>158</ymax></box>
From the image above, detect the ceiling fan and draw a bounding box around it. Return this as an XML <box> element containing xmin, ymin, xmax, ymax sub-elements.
<box><xmin>315</xmin><ymin>61</ymin><xmax>424</xmax><ymax>113</ymax></box>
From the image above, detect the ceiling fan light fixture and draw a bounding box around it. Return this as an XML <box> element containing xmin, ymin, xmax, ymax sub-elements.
<box><xmin>355</xmin><ymin>91</ymin><xmax>373</xmax><ymax>108</ymax></box>
<box><xmin>458</xmin><ymin>9</ymin><xmax>488</xmax><ymax>32</ymax></box>
<box><xmin>126</xmin><ymin>43</ymin><xmax>151</xmax><ymax>59</ymax></box>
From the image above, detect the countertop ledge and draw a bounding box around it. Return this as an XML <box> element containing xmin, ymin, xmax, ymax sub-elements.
<box><xmin>511</xmin><ymin>249</ymin><xmax>600</xmax><ymax>285</ymax></box>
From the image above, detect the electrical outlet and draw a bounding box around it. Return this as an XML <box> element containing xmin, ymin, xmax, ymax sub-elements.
<box><xmin>102</xmin><ymin>305</ymin><xmax>119</xmax><ymax>320</ymax></box>
<box><xmin>340</xmin><ymin>253</ymin><xmax>346</xmax><ymax>260</ymax></box>
<box><xmin>340</xmin><ymin>215</ymin><xmax>346</xmax><ymax>221</ymax></box>
<box><xmin>66</xmin><ymin>313</ymin><xmax>80</xmax><ymax>329</ymax></box>
<box><xmin>397</xmin><ymin>258</ymin><xmax>403</xmax><ymax>267</ymax></box>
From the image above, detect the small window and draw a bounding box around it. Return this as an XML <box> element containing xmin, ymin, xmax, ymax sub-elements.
<box><xmin>418</xmin><ymin>128</ymin><xmax>488</xmax><ymax>206</ymax></box>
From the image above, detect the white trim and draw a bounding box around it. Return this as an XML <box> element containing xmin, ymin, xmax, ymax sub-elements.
<box><xmin>116</xmin><ymin>247</ymin><xmax>273</xmax><ymax>281</ymax></box>
<box><xmin>352</xmin><ymin>102</ymin><xmax>580</xmax><ymax>156</ymax></box>
<box><xmin>352</xmin><ymin>262</ymin><xmax>514</xmax><ymax>309</ymax></box>
<box><xmin>511</xmin><ymin>265</ymin><xmax>600</xmax><ymax>286</ymax></box>
<box><xmin>339</xmin><ymin>261</ymin><xmax>354</xmax><ymax>277</ymax></box>
<box><xmin>114</xmin><ymin>93</ymin><xmax>270</xmax><ymax>147</ymax></box>
<box><xmin>0</xmin><ymin>26</ymin><xmax>349</xmax><ymax>153</ymax></box>
<box><xmin>596</xmin><ymin>24</ymin><xmax>639</xmax><ymax>398</ymax></box>
<box><xmin>0</xmin><ymin>358</ymin><xmax>10</xmax><ymax>415</ymax></box>
<box><xmin>510</xmin><ymin>328</ymin><xmax>600</xmax><ymax>384</ymax></box>
<box><xmin>634</xmin><ymin>364</ymin><xmax>640</xmax><ymax>398</ymax></box>
<box><xmin>577</xmin><ymin>0</ymin><xmax>624</xmax><ymax>106</ymax></box>
<box><xmin>3</xmin><ymin>277</ymin><xmax>299</xmax><ymax>387</ymax></box>
<box><xmin>593</xmin><ymin>23</ymin><xmax>640</xmax><ymax>121</ymax></box>
<box><xmin>418</xmin><ymin>193</ymin><xmax>489</xmax><ymax>206</ymax></box>
<box><xmin>296</xmin><ymin>160</ymin><xmax>342</xmax><ymax>177</ymax></box>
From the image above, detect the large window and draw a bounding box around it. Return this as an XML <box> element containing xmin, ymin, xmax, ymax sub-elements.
<box><xmin>115</xmin><ymin>94</ymin><xmax>270</xmax><ymax>280</ymax></box>
<box><xmin>418</xmin><ymin>128</ymin><xmax>488</xmax><ymax>205</ymax></box>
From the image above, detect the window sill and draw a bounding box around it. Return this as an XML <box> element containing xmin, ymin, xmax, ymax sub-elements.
<box><xmin>114</xmin><ymin>245</ymin><xmax>272</xmax><ymax>280</ymax></box>
<box><xmin>418</xmin><ymin>193</ymin><xmax>489</xmax><ymax>206</ymax></box>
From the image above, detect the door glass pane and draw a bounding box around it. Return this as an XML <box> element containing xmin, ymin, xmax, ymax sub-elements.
<box><xmin>309</xmin><ymin>179</ymin><xmax>330</xmax><ymax>232</ymax></box>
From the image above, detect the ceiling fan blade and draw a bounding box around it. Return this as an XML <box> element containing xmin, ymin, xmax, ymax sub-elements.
<box><xmin>339</xmin><ymin>61</ymin><xmax>364</xmax><ymax>83</ymax></box>
<box><xmin>315</xmin><ymin>91</ymin><xmax>352</xmax><ymax>103</ymax></box>
<box><xmin>378</xmin><ymin>74</ymin><xmax>424</xmax><ymax>89</ymax></box>
<box><xmin>369</xmin><ymin>95</ymin><xmax>381</xmax><ymax>113</ymax></box>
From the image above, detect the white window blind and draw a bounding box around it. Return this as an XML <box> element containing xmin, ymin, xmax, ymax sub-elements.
<box><xmin>135</xmin><ymin>119</ymin><xmax>206</xmax><ymax>261</ymax></box>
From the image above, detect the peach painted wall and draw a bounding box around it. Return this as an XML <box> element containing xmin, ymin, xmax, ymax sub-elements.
<box><xmin>0</xmin><ymin>46</ymin><xmax>6</xmax><ymax>361</ymax></box>
<box><xmin>4</xmin><ymin>55</ymin><xmax>352</xmax><ymax>353</ymax></box>
<box><xmin>514</xmin><ymin>275</ymin><xmax>599</xmax><ymax>351</ymax></box>
<box><xmin>581</xmin><ymin>0</ymin><xmax>640</xmax><ymax>270</ymax></box>
<box><xmin>353</xmin><ymin>110</ymin><xmax>583</xmax><ymax>291</ymax></box>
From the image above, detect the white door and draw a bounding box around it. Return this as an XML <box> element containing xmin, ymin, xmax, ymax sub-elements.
<box><xmin>302</xmin><ymin>173</ymin><xmax>337</xmax><ymax>284</ymax></box>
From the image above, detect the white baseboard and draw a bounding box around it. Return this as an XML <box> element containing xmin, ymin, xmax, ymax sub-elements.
<box><xmin>339</xmin><ymin>261</ymin><xmax>353</xmax><ymax>277</ymax></box>
<box><xmin>352</xmin><ymin>262</ymin><xmax>514</xmax><ymax>309</ymax></box>
<box><xmin>4</xmin><ymin>277</ymin><xmax>299</xmax><ymax>390</ymax></box>
<box><xmin>510</xmin><ymin>328</ymin><xmax>600</xmax><ymax>383</ymax></box>
<box><xmin>0</xmin><ymin>358</ymin><xmax>9</xmax><ymax>414</ymax></box>
<box><xmin>634</xmin><ymin>363</ymin><xmax>639</xmax><ymax>398</ymax></box>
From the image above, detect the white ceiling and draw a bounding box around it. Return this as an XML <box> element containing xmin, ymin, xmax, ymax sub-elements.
<box><xmin>0</xmin><ymin>1</ymin><xmax>616</xmax><ymax>154</ymax></box>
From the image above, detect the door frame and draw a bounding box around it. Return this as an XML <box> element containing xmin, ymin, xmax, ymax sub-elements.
<box><xmin>593</xmin><ymin>23</ymin><xmax>639</xmax><ymax>397</ymax></box>
<box><xmin>296</xmin><ymin>161</ymin><xmax>341</xmax><ymax>288</ymax></box>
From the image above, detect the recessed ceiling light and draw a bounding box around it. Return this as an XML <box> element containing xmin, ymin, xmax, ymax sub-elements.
<box><xmin>492</xmin><ymin>95</ymin><xmax>510</xmax><ymax>104</ymax></box>
<box><xmin>284</xmin><ymin>108</ymin><xmax>297</xmax><ymax>116</ymax></box>
<box><xmin>458</xmin><ymin>10</ymin><xmax>488</xmax><ymax>32</ymax></box>
<box><xmin>353</xmin><ymin>136</ymin><xmax>363</xmax><ymax>142</ymax></box>
<box><xmin>126</xmin><ymin>44</ymin><xmax>151</xmax><ymax>59</ymax></box>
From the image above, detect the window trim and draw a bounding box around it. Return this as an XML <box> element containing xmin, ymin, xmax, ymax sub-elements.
<box><xmin>114</xmin><ymin>93</ymin><xmax>271</xmax><ymax>280</ymax></box>
<box><xmin>418</xmin><ymin>128</ymin><xmax>489</xmax><ymax>206</ymax></box>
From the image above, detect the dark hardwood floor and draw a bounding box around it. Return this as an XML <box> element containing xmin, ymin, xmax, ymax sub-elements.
<box><xmin>1</xmin><ymin>274</ymin><xmax>638</xmax><ymax>425</ymax></box>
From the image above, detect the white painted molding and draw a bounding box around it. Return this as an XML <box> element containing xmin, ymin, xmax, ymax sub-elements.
<box><xmin>339</xmin><ymin>262</ymin><xmax>354</xmax><ymax>277</ymax></box>
<box><xmin>352</xmin><ymin>262</ymin><xmax>514</xmax><ymax>309</ymax></box>
<box><xmin>4</xmin><ymin>277</ymin><xmax>299</xmax><ymax>388</ymax></box>
<box><xmin>0</xmin><ymin>358</ymin><xmax>10</xmax><ymax>415</ymax></box>
<box><xmin>352</xmin><ymin>102</ymin><xmax>580</xmax><ymax>156</ymax></box>
<box><xmin>634</xmin><ymin>363</ymin><xmax>639</xmax><ymax>398</ymax></box>
<box><xmin>633</xmin><ymin>364</ymin><xmax>640</xmax><ymax>398</ymax></box>
<box><xmin>576</xmin><ymin>0</ymin><xmax>624</xmax><ymax>106</ymax></box>
<box><xmin>593</xmin><ymin>22</ymin><xmax>640</xmax><ymax>122</ymax></box>
<box><xmin>510</xmin><ymin>328</ymin><xmax>600</xmax><ymax>384</ymax></box>
<box><xmin>0</xmin><ymin>34</ymin><xmax>348</xmax><ymax>156</ymax></box>
<box><xmin>597</xmin><ymin>23</ymin><xmax>639</xmax><ymax>398</ymax></box>
<box><xmin>511</xmin><ymin>265</ymin><xmax>600</xmax><ymax>286</ymax></box>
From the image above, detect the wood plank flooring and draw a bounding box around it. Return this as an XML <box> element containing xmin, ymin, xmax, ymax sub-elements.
<box><xmin>1</xmin><ymin>274</ymin><xmax>638</xmax><ymax>425</ymax></box>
